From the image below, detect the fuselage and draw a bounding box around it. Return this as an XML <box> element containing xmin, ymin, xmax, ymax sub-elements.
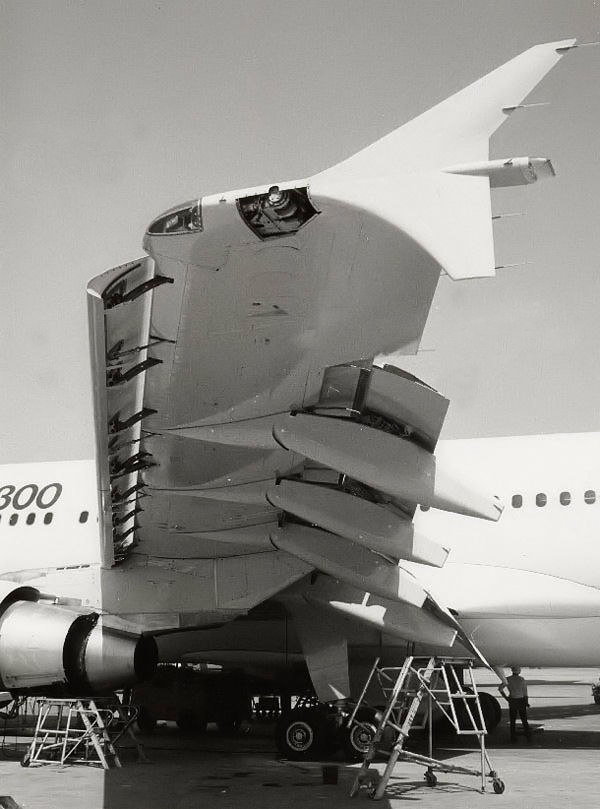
<box><xmin>410</xmin><ymin>432</ymin><xmax>600</xmax><ymax>666</ymax></box>
<box><xmin>418</xmin><ymin>431</ymin><xmax>600</xmax><ymax>587</ymax></box>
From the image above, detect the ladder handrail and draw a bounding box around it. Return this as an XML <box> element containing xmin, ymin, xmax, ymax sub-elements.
<box><xmin>24</xmin><ymin>697</ymin><xmax>126</xmax><ymax>769</ymax></box>
<box><xmin>347</xmin><ymin>656</ymin><xmax>381</xmax><ymax>727</ymax></box>
<box><xmin>350</xmin><ymin>655</ymin><xmax>502</xmax><ymax>800</ymax></box>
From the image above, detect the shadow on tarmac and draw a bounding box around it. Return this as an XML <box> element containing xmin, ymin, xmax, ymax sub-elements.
<box><xmin>530</xmin><ymin>703</ymin><xmax>600</xmax><ymax>721</ymax></box>
<box><xmin>2</xmin><ymin>701</ymin><xmax>598</xmax><ymax>808</ymax></box>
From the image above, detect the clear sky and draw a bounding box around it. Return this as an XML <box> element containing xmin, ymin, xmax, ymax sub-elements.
<box><xmin>2</xmin><ymin>0</ymin><xmax>599</xmax><ymax>463</ymax></box>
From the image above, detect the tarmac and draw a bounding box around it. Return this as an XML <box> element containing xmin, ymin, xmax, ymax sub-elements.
<box><xmin>1</xmin><ymin>668</ymin><xmax>598</xmax><ymax>809</ymax></box>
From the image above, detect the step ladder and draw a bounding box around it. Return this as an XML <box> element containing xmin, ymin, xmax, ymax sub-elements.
<box><xmin>349</xmin><ymin>656</ymin><xmax>504</xmax><ymax>800</ymax></box>
<box><xmin>21</xmin><ymin>696</ymin><xmax>143</xmax><ymax>769</ymax></box>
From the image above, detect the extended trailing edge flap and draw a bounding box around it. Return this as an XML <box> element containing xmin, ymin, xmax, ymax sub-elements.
<box><xmin>306</xmin><ymin>583</ymin><xmax>459</xmax><ymax>649</ymax></box>
<box><xmin>270</xmin><ymin>524</ymin><xmax>428</xmax><ymax>608</ymax></box>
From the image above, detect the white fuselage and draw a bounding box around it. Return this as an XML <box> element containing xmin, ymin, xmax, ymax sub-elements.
<box><xmin>408</xmin><ymin>431</ymin><xmax>600</xmax><ymax>666</ymax></box>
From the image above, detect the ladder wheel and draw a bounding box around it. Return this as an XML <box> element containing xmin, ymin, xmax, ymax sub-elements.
<box><xmin>20</xmin><ymin>752</ymin><xmax>31</xmax><ymax>768</ymax></box>
<box><xmin>351</xmin><ymin>768</ymin><xmax>379</xmax><ymax>797</ymax></box>
<box><xmin>424</xmin><ymin>770</ymin><xmax>437</xmax><ymax>787</ymax></box>
<box><xmin>492</xmin><ymin>778</ymin><xmax>505</xmax><ymax>794</ymax></box>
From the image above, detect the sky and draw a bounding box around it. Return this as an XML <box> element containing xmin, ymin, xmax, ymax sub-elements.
<box><xmin>2</xmin><ymin>0</ymin><xmax>600</xmax><ymax>463</ymax></box>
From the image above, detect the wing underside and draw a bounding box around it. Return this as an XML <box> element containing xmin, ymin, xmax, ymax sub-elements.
<box><xmin>88</xmin><ymin>253</ymin><xmax>495</xmax><ymax>695</ymax></box>
<box><xmin>87</xmin><ymin>40</ymin><xmax>574</xmax><ymax>699</ymax></box>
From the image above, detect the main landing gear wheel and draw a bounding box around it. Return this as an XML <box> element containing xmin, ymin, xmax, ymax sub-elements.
<box><xmin>341</xmin><ymin>709</ymin><xmax>378</xmax><ymax>761</ymax></box>
<box><xmin>176</xmin><ymin>709</ymin><xmax>197</xmax><ymax>733</ymax></box>
<box><xmin>136</xmin><ymin>706</ymin><xmax>157</xmax><ymax>734</ymax></box>
<box><xmin>276</xmin><ymin>708</ymin><xmax>327</xmax><ymax>760</ymax></box>
<box><xmin>479</xmin><ymin>692</ymin><xmax>502</xmax><ymax>731</ymax></box>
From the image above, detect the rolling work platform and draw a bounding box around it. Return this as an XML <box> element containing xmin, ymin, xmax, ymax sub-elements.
<box><xmin>21</xmin><ymin>695</ymin><xmax>144</xmax><ymax>769</ymax></box>
<box><xmin>349</xmin><ymin>656</ymin><xmax>505</xmax><ymax>800</ymax></box>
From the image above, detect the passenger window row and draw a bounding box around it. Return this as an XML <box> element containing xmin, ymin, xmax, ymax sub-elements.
<box><xmin>512</xmin><ymin>490</ymin><xmax>596</xmax><ymax>508</ymax></box>
<box><xmin>0</xmin><ymin>511</ymin><xmax>90</xmax><ymax>526</ymax></box>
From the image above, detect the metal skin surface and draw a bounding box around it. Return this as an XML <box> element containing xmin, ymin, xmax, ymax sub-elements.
<box><xmin>272</xmin><ymin>414</ymin><xmax>503</xmax><ymax>520</ymax></box>
<box><xmin>270</xmin><ymin>524</ymin><xmax>427</xmax><ymax>607</ymax></box>
<box><xmin>265</xmin><ymin>479</ymin><xmax>448</xmax><ymax>566</ymax></box>
<box><xmin>83</xmin><ymin>624</ymin><xmax>157</xmax><ymax>693</ymax></box>
<box><xmin>0</xmin><ymin>597</ymin><xmax>156</xmax><ymax>693</ymax></box>
<box><xmin>0</xmin><ymin>41</ymin><xmax>585</xmax><ymax>704</ymax></box>
<box><xmin>445</xmin><ymin>156</ymin><xmax>555</xmax><ymax>186</ymax></box>
<box><xmin>0</xmin><ymin>600</ymin><xmax>76</xmax><ymax>690</ymax></box>
<box><xmin>84</xmin><ymin>39</ymin><xmax>580</xmax><ymax>701</ymax></box>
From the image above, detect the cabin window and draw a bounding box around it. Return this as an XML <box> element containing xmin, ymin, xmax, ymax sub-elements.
<box><xmin>79</xmin><ymin>511</ymin><xmax>89</xmax><ymax>524</ymax></box>
<box><xmin>584</xmin><ymin>489</ymin><xmax>596</xmax><ymax>505</ymax></box>
<box><xmin>511</xmin><ymin>494</ymin><xmax>522</xmax><ymax>508</ymax></box>
<box><xmin>535</xmin><ymin>493</ymin><xmax>547</xmax><ymax>507</ymax></box>
<box><xmin>9</xmin><ymin>514</ymin><xmax>18</xmax><ymax>526</ymax></box>
<box><xmin>559</xmin><ymin>491</ymin><xmax>571</xmax><ymax>506</ymax></box>
<box><xmin>44</xmin><ymin>512</ymin><xmax>53</xmax><ymax>525</ymax></box>
<box><xmin>26</xmin><ymin>513</ymin><xmax>36</xmax><ymax>525</ymax></box>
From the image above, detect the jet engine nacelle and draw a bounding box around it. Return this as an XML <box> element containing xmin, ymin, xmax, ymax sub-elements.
<box><xmin>0</xmin><ymin>585</ymin><xmax>156</xmax><ymax>695</ymax></box>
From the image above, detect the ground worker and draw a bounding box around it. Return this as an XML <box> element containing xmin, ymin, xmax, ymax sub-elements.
<box><xmin>499</xmin><ymin>666</ymin><xmax>532</xmax><ymax>743</ymax></box>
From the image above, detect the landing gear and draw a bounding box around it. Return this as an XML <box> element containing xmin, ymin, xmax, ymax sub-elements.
<box><xmin>479</xmin><ymin>692</ymin><xmax>502</xmax><ymax>731</ymax></box>
<box><xmin>136</xmin><ymin>706</ymin><xmax>157</xmax><ymax>734</ymax></box>
<box><xmin>276</xmin><ymin>702</ymin><xmax>378</xmax><ymax>761</ymax></box>
<box><xmin>340</xmin><ymin>709</ymin><xmax>378</xmax><ymax>761</ymax></box>
<box><xmin>276</xmin><ymin>708</ymin><xmax>329</xmax><ymax>759</ymax></box>
<box><xmin>176</xmin><ymin>709</ymin><xmax>207</xmax><ymax>734</ymax></box>
<box><xmin>216</xmin><ymin>716</ymin><xmax>241</xmax><ymax>733</ymax></box>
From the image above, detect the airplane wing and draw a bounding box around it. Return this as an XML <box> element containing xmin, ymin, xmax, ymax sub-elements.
<box><xmin>87</xmin><ymin>41</ymin><xmax>574</xmax><ymax>697</ymax></box>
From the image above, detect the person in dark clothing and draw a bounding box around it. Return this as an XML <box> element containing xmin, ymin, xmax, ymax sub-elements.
<box><xmin>499</xmin><ymin>666</ymin><xmax>531</xmax><ymax>742</ymax></box>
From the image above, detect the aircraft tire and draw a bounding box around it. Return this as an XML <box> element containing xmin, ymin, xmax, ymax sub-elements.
<box><xmin>176</xmin><ymin>709</ymin><xmax>200</xmax><ymax>733</ymax></box>
<box><xmin>276</xmin><ymin>708</ymin><xmax>328</xmax><ymax>760</ymax></box>
<box><xmin>217</xmin><ymin>716</ymin><xmax>241</xmax><ymax>733</ymax></box>
<box><xmin>479</xmin><ymin>692</ymin><xmax>502</xmax><ymax>731</ymax></box>
<box><xmin>340</xmin><ymin>708</ymin><xmax>378</xmax><ymax>761</ymax></box>
<box><xmin>136</xmin><ymin>706</ymin><xmax>157</xmax><ymax>734</ymax></box>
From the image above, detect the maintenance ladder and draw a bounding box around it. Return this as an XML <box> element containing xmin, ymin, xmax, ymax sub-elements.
<box><xmin>22</xmin><ymin>696</ymin><xmax>144</xmax><ymax>769</ymax></box>
<box><xmin>349</xmin><ymin>656</ymin><xmax>505</xmax><ymax>799</ymax></box>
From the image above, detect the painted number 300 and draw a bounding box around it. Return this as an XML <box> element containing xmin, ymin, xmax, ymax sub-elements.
<box><xmin>0</xmin><ymin>483</ymin><xmax>63</xmax><ymax>510</ymax></box>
